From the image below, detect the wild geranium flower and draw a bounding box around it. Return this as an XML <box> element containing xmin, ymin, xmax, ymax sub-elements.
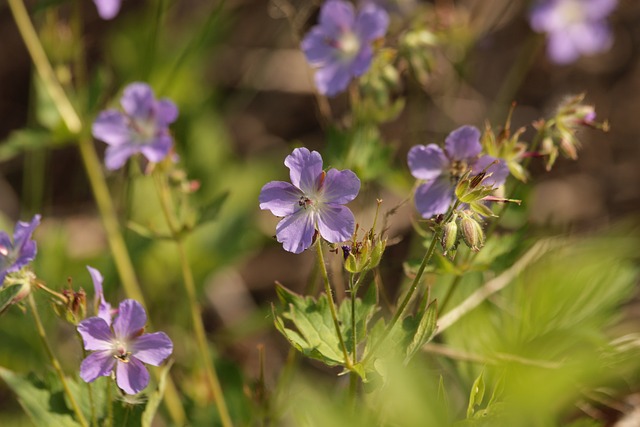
<box><xmin>529</xmin><ymin>0</ymin><xmax>617</xmax><ymax>64</ymax></box>
<box><xmin>259</xmin><ymin>147</ymin><xmax>360</xmax><ymax>254</ymax></box>
<box><xmin>77</xmin><ymin>297</ymin><xmax>173</xmax><ymax>395</ymax></box>
<box><xmin>301</xmin><ymin>0</ymin><xmax>389</xmax><ymax>96</ymax></box>
<box><xmin>92</xmin><ymin>82</ymin><xmax>178</xmax><ymax>170</ymax></box>
<box><xmin>0</xmin><ymin>215</ymin><xmax>40</xmax><ymax>285</ymax></box>
<box><xmin>94</xmin><ymin>0</ymin><xmax>121</xmax><ymax>20</ymax></box>
<box><xmin>408</xmin><ymin>126</ymin><xmax>509</xmax><ymax>218</ymax></box>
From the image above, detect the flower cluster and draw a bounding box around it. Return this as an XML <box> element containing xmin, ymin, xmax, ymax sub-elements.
<box><xmin>92</xmin><ymin>82</ymin><xmax>178</xmax><ymax>170</ymax></box>
<box><xmin>407</xmin><ymin>126</ymin><xmax>509</xmax><ymax>218</ymax></box>
<box><xmin>77</xmin><ymin>267</ymin><xmax>173</xmax><ymax>395</ymax></box>
<box><xmin>0</xmin><ymin>215</ymin><xmax>40</xmax><ymax>285</ymax></box>
<box><xmin>529</xmin><ymin>0</ymin><xmax>617</xmax><ymax>64</ymax></box>
<box><xmin>301</xmin><ymin>0</ymin><xmax>389</xmax><ymax>96</ymax></box>
<box><xmin>259</xmin><ymin>148</ymin><xmax>360</xmax><ymax>254</ymax></box>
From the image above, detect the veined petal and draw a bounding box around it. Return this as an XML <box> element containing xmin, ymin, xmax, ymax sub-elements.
<box><xmin>472</xmin><ymin>155</ymin><xmax>509</xmax><ymax>187</ymax></box>
<box><xmin>92</xmin><ymin>110</ymin><xmax>132</xmax><ymax>147</ymax></box>
<box><xmin>444</xmin><ymin>126</ymin><xmax>482</xmax><ymax>161</ymax></box>
<box><xmin>13</xmin><ymin>215</ymin><xmax>40</xmax><ymax>250</ymax></box>
<box><xmin>284</xmin><ymin>148</ymin><xmax>324</xmax><ymax>193</ymax></box>
<box><xmin>80</xmin><ymin>351</ymin><xmax>115</xmax><ymax>383</ymax></box>
<box><xmin>317</xmin><ymin>204</ymin><xmax>355</xmax><ymax>244</ymax></box>
<box><xmin>355</xmin><ymin>3</ymin><xmax>389</xmax><ymax>41</ymax></box>
<box><xmin>155</xmin><ymin>99</ymin><xmax>179</xmax><ymax>125</ymax></box>
<box><xmin>259</xmin><ymin>181</ymin><xmax>303</xmax><ymax>217</ymax></box>
<box><xmin>350</xmin><ymin>44</ymin><xmax>374</xmax><ymax>77</ymax></box>
<box><xmin>408</xmin><ymin>144</ymin><xmax>448</xmax><ymax>180</ymax></box>
<box><xmin>302</xmin><ymin>27</ymin><xmax>336</xmax><ymax>66</ymax></box>
<box><xmin>104</xmin><ymin>144</ymin><xmax>137</xmax><ymax>171</ymax></box>
<box><xmin>275</xmin><ymin>209</ymin><xmax>316</xmax><ymax>254</ymax></box>
<box><xmin>414</xmin><ymin>176</ymin><xmax>454</xmax><ymax>218</ymax></box>
<box><xmin>320</xmin><ymin>0</ymin><xmax>356</xmax><ymax>33</ymax></box>
<box><xmin>314</xmin><ymin>62</ymin><xmax>352</xmax><ymax>97</ymax></box>
<box><xmin>131</xmin><ymin>332</ymin><xmax>173</xmax><ymax>366</ymax></box>
<box><xmin>78</xmin><ymin>317</ymin><xmax>114</xmax><ymax>351</ymax></box>
<box><xmin>120</xmin><ymin>83</ymin><xmax>154</xmax><ymax>120</ymax></box>
<box><xmin>87</xmin><ymin>266</ymin><xmax>112</xmax><ymax>324</ymax></box>
<box><xmin>322</xmin><ymin>169</ymin><xmax>360</xmax><ymax>204</ymax></box>
<box><xmin>12</xmin><ymin>241</ymin><xmax>36</xmax><ymax>273</ymax></box>
<box><xmin>113</xmin><ymin>299</ymin><xmax>147</xmax><ymax>340</ymax></box>
<box><xmin>116</xmin><ymin>357</ymin><xmax>150</xmax><ymax>395</ymax></box>
<box><xmin>139</xmin><ymin>137</ymin><xmax>173</xmax><ymax>163</ymax></box>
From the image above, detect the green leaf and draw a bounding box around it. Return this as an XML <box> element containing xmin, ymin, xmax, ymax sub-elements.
<box><xmin>66</xmin><ymin>376</ymin><xmax>107</xmax><ymax>424</ymax></box>
<box><xmin>0</xmin><ymin>285</ymin><xmax>23</xmax><ymax>315</ymax></box>
<box><xmin>273</xmin><ymin>285</ymin><xmax>346</xmax><ymax>366</ymax></box>
<box><xmin>470</xmin><ymin>201</ymin><xmax>496</xmax><ymax>218</ymax></box>
<box><xmin>0</xmin><ymin>367</ymin><xmax>82</xmax><ymax>427</ymax></box>
<box><xmin>467</xmin><ymin>370</ymin><xmax>486</xmax><ymax>419</ymax></box>
<box><xmin>405</xmin><ymin>300</ymin><xmax>438</xmax><ymax>362</ymax></box>
<box><xmin>0</xmin><ymin>129</ymin><xmax>51</xmax><ymax>162</ymax></box>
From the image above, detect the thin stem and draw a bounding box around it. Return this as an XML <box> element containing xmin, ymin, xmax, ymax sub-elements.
<box><xmin>27</xmin><ymin>294</ymin><xmax>88</xmax><ymax>427</ymax></box>
<box><xmin>10</xmin><ymin>0</ymin><xmax>185</xmax><ymax>422</ymax></box>
<box><xmin>106</xmin><ymin>379</ymin><xmax>113</xmax><ymax>427</ymax></box>
<box><xmin>349</xmin><ymin>274</ymin><xmax>357</xmax><ymax>362</ymax></box>
<box><xmin>315</xmin><ymin>239</ymin><xmax>352</xmax><ymax>369</ymax></box>
<box><xmin>8</xmin><ymin>0</ymin><xmax>82</xmax><ymax>133</ymax></box>
<box><xmin>81</xmin><ymin>347</ymin><xmax>98</xmax><ymax>427</ymax></box>
<box><xmin>154</xmin><ymin>173</ymin><xmax>234</xmax><ymax>427</ymax></box>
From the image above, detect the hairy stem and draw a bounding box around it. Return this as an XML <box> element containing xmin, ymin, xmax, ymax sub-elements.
<box><xmin>154</xmin><ymin>173</ymin><xmax>234</xmax><ymax>427</ymax></box>
<box><xmin>316</xmin><ymin>239</ymin><xmax>352</xmax><ymax>369</ymax></box>
<box><xmin>28</xmin><ymin>294</ymin><xmax>88</xmax><ymax>427</ymax></box>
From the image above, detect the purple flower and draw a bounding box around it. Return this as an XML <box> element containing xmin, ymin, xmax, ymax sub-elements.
<box><xmin>408</xmin><ymin>126</ymin><xmax>509</xmax><ymax>218</ymax></box>
<box><xmin>87</xmin><ymin>266</ymin><xmax>113</xmax><ymax>324</ymax></box>
<box><xmin>529</xmin><ymin>0</ymin><xmax>617</xmax><ymax>64</ymax></box>
<box><xmin>301</xmin><ymin>0</ymin><xmax>389</xmax><ymax>96</ymax></box>
<box><xmin>259</xmin><ymin>147</ymin><xmax>360</xmax><ymax>254</ymax></box>
<box><xmin>92</xmin><ymin>82</ymin><xmax>178</xmax><ymax>170</ymax></box>
<box><xmin>77</xmin><ymin>298</ymin><xmax>173</xmax><ymax>395</ymax></box>
<box><xmin>94</xmin><ymin>0</ymin><xmax>121</xmax><ymax>20</ymax></box>
<box><xmin>0</xmin><ymin>215</ymin><xmax>40</xmax><ymax>285</ymax></box>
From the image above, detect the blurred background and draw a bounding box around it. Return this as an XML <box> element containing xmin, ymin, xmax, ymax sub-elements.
<box><xmin>0</xmin><ymin>0</ymin><xmax>639</xmax><ymax>425</ymax></box>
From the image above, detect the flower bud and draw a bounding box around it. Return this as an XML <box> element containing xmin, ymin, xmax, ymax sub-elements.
<box><xmin>369</xmin><ymin>238</ymin><xmax>387</xmax><ymax>269</ymax></box>
<box><xmin>460</xmin><ymin>213</ymin><xmax>484</xmax><ymax>252</ymax></box>
<box><xmin>53</xmin><ymin>288</ymin><xmax>87</xmax><ymax>325</ymax></box>
<box><xmin>441</xmin><ymin>216</ymin><xmax>458</xmax><ymax>256</ymax></box>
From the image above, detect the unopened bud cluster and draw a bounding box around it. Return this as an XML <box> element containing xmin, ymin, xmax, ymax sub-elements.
<box><xmin>440</xmin><ymin>210</ymin><xmax>485</xmax><ymax>256</ymax></box>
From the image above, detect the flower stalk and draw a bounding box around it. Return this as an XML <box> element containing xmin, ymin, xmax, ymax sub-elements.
<box><xmin>316</xmin><ymin>239</ymin><xmax>353</xmax><ymax>369</ymax></box>
<box><xmin>153</xmin><ymin>172</ymin><xmax>234</xmax><ymax>427</ymax></box>
<box><xmin>27</xmin><ymin>294</ymin><xmax>89</xmax><ymax>427</ymax></box>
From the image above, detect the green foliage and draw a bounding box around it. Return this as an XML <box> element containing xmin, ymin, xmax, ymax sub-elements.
<box><xmin>0</xmin><ymin>367</ymin><xmax>81</xmax><ymax>427</ymax></box>
<box><xmin>0</xmin><ymin>285</ymin><xmax>24</xmax><ymax>316</ymax></box>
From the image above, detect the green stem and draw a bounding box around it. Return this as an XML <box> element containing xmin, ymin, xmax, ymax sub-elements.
<box><xmin>80</xmin><ymin>347</ymin><xmax>98</xmax><ymax>427</ymax></box>
<box><xmin>349</xmin><ymin>274</ymin><xmax>357</xmax><ymax>362</ymax></box>
<box><xmin>10</xmin><ymin>0</ymin><xmax>186</xmax><ymax>423</ymax></box>
<box><xmin>154</xmin><ymin>173</ymin><xmax>234</xmax><ymax>427</ymax></box>
<box><xmin>315</xmin><ymin>239</ymin><xmax>352</xmax><ymax>369</ymax></box>
<box><xmin>106</xmin><ymin>379</ymin><xmax>113</xmax><ymax>427</ymax></box>
<box><xmin>27</xmin><ymin>294</ymin><xmax>88</xmax><ymax>427</ymax></box>
<box><xmin>8</xmin><ymin>0</ymin><xmax>82</xmax><ymax>133</ymax></box>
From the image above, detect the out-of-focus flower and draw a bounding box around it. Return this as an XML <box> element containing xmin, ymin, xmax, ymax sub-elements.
<box><xmin>77</xmin><ymin>298</ymin><xmax>173</xmax><ymax>395</ymax></box>
<box><xmin>301</xmin><ymin>0</ymin><xmax>389</xmax><ymax>96</ymax></box>
<box><xmin>92</xmin><ymin>83</ymin><xmax>178</xmax><ymax>170</ymax></box>
<box><xmin>408</xmin><ymin>126</ymin><xmax>509</xmax><ymax>218</ymax></box>
<box><xmin>529</xmin><ymin>0</ymin><xmax>617</xmax><ymax>64</ymax></box>
<box><xmin>0</xmin><ymin>215</ymin><xmax>40</xmax><ymax>285</ymax></box>
<box><xmin>360</xmin><ymin>0</ymin><xmax>417</xmax><ymax>16</ymax></box>
<box><xmin>94</xmin><ymin>0</ymin><xmax>121</xmax><ymax>20</ymax></box>
<box><xmin>259</xmin><ymin>147</ymin><xmax>360</xmax><ymax>254</ymax></box>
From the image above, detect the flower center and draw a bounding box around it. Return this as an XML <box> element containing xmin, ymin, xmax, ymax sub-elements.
<box><xmin>112</xmin><ymin>340</ymin><xmax>132</xmax><ymax>363</ymax></box>
<box><xmin>131</xmin><ymin>117</ymin><xmax>157</xmax><ymax>143</ymax></box>
<box><xmin>337</xmin><ymin>32</ymin><xmax>361</xmax><ymax>60</ymax></box>
<box><xmin>299</xmin><ymin>196</ymin><xmax>314</xmax><ymax>209</ymax></box>
<box><xmin>449</xmin><ymin>160</ymin><xmax>469</xmax><ymax>180</ymax></box>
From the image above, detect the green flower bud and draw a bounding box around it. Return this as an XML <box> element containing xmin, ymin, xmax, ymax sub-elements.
<box><xmin>460</xmin><ymin>213</ymin><xmax>485</xmax><ymax>252</ymax></box>
<box><xmin>441</xmin><ymin>216</ymin><xmax>458</xmax><ymax>256</ymax></box>
<box><xmin>369</xmin><ymin>238</ymin><xmax>387</xmax><ymax>269</ymax></box>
